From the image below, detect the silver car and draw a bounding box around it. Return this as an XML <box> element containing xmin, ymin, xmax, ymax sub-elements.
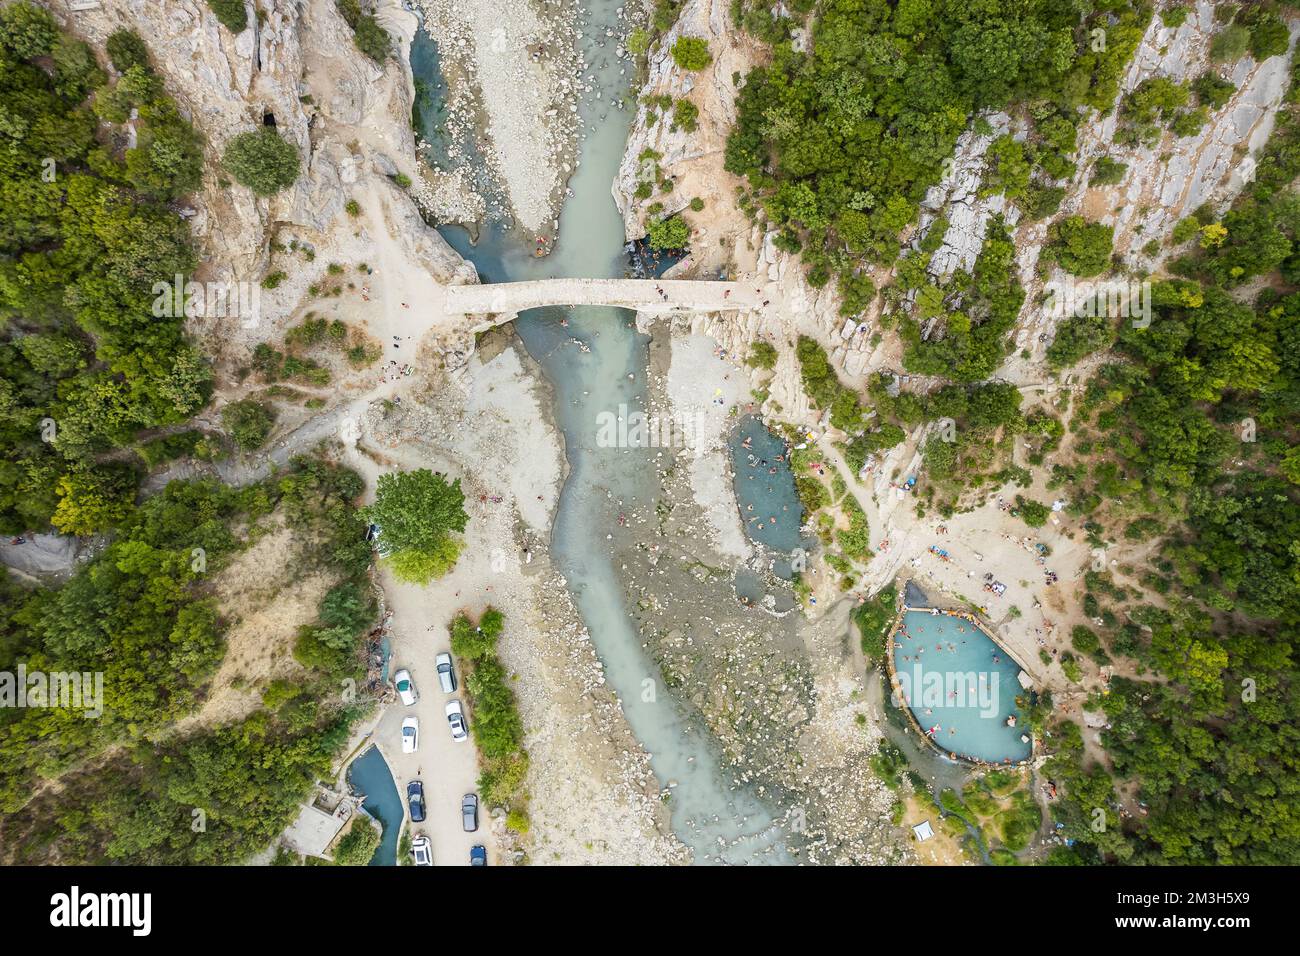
<box><xmin>461</xmin><ymin>793</ymin><xmax>478</xmax><ymax>832</ymax></box>
<box><xmin>435</xmin><ymin>653</ymin><xmax>457</xmax><ymax>693</ymax></box>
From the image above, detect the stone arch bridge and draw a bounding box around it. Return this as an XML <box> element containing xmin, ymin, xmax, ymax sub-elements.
<box><xmin>440</xmin><ymin>278</ymin><xmax>762</xmax><ymax>322</ymax></box>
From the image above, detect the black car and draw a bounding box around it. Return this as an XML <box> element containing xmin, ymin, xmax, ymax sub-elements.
<box><xmin>407</xmin><ymin>780</ymin><xmax>425</xmax><ymax>823</ymax></box>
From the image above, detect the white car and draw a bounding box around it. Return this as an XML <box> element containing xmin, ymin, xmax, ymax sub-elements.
<box><xmin>400</xmin><ymin>715</ymin><xmax>419</xmax><ymax>754</ymax></box>
<box><xmin>411</xmin><ymin>834</ymin><xmax>433</xmax><ymax>866</ymax></box>
<box><xmin>393</xmin><ymin>668</ymin><xmax>417</xmax><ymax>706</ymax></box>
<box><xmin>435</xmin><ymin>653</ymin><xmax>457</xmax><ymax>694</ymax></box>
<box><xmin>445</xmin><ymin>700</ymin><xmax>468</xmax><ymax>742</ymax></box>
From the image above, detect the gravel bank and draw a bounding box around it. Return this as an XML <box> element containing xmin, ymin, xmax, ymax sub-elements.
<box><xmin>414</xmin><ymin>0</ymin><xmax>584</xmax><ymax>237</ymax></box>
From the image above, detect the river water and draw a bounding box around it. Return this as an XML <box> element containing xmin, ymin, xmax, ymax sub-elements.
<box><xmin>412</xmin><ymin>2</ymin><xmax>789</xmax><ymax>863</ymax></box>
<box><xmin>892</xmin><ymin>610</ymin><xmax>1032</xmax><ymax>764</ymax></box>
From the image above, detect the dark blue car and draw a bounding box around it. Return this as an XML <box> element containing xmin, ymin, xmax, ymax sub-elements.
<box><xmin>406</xmin><ymin>780</ymin><xmax>425</xmax><ymax>823</ymax></box>
<box><xmin>470</xmin><ymin>845</ymin><xmax>487</xmax><ymax>866</ymax></box>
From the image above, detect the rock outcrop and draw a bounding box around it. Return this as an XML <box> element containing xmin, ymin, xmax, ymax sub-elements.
<box><xmin>613</xmin><ymin>0</ymin><xmax>749</xmax><ymax>243</ymax></box>
<box><xmin>53</xmin><ymin>0</ymin><xmax>473</xmax><ymax>288</ymax></box>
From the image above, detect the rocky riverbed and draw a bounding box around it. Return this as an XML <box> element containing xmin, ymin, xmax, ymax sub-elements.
<box><xmin>352</xmin><ymin>334</ymin><xmax>688</xmax><ymax>864</ymax></box>
<box><xmin>590</xmin><ymin>326</ymin><xmax>906</xmax><ymax>864</ymax></box>
<box><xmin>412</xmin><ymin>0</ymin><xmax>586</xmax><ymax>240</ymax></box>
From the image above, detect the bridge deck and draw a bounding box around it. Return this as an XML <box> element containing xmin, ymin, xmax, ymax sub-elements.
<box><xmin>441</xmin><ymin>278</ymin><xmax>762</xmax><ymax>315</ymax></box>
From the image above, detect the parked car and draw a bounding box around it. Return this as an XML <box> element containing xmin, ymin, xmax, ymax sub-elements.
<box><xmin>435</xmin><ymin>653</ymin><xmax>457</xmax><ymax>693</ymax></box>
<box><xmin>366</xmin><ymin>523</ymin><xmax>392</xmax><ymax>557</ymax></box>
<box><xmin>469</xmin><ymin>845</ymin><xmax>487</xmax><ymax>866</ymax></box>
<box><xmin>445</xmin><ymin>700</ymin><xmax>468</xmax><ymax>742</ymax></box>
<box><xmin>406</xmin><ymin>781</ymin><xmax>425</xmax><ymax>823</ymax></box>
<box><xmin>400</xmin><ymin>716</ymin><xmax>419</xmax><ymax>754</ymax></box>
<box><xmin>461</xmin><ymin>793</ymin><xmax>478</xmax><ymax>832</ymax></box>
<box><xmin>393</xmin><ymin>668</ymin><xmax>417</xmax><ymax>706</ymax></box>
<box><xmin>411</xmin><ymin>834</ymin><xmax>432</xmax><ymax>865</ymax></box>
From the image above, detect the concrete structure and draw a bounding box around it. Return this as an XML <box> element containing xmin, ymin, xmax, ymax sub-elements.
<box><xmin>882</xmin><ymin>592</ymin><xmax>1036</xmax><ymax>768</ymax></box>
<box><xmin>281</xmin><ymin>788</ymin><xmax>362</xmax><ymax>860</ymax></box>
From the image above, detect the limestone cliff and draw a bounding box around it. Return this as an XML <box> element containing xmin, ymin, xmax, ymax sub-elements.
<box><xmin>51</xmin><ymin>0</ymin><xmax>475</xmax><ymax>294</ymax></box>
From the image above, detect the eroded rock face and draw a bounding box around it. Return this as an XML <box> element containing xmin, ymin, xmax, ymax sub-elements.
<box><xmin>54</xmin><ymin>0</ymin><xmax>470</xmax><ymax>285</ymax></box>
<box><xmin>620</xmin><ymin>2</ymin><xmax>1298</xmax><ymax>396</ymax></box>
<box><xmin>614</xmin><ymin>0</ymin><xmax>744</xmax><ymax>241</ymax></box>
<box><xmin>919</xmin><ymin>114</ymin><xmax>1019</xmax><ymax>282</ymax></box>
<box><xmin>1078</xmin><ymin>3</ymin><xmax>1297</xmax><ymax>258</ymax></box>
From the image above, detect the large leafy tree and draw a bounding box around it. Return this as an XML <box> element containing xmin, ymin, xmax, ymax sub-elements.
<box><xmin>363</xmin><ymin>469</ymin><xmax>468</xmax><ymax>584</ymax></box>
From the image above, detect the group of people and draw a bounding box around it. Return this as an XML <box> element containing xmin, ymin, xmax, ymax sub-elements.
<box><xmin>382</xmin><ymin>359</ymin><xmax>412</xmax><ymax>383</ymax></box>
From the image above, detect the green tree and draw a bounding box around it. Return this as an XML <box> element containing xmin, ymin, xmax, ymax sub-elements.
<box><xmin>646</xmin><ymin>214</ymin><xmax>689</xmax><ymax>249</ymax></box>
<box><xmin>106</xmin><ymin>28</ymin><xmax>151</xmax><ymax>73</ymax></box>
<box><xmin>1047</xmin><ymin>313</ymin><xmax>1117</xmax><ymax>368</ymax></box>
<box><xmin>0</xmin><ymin>1</ymin><xmax>58</xmax><ymax>59</ymax></box>
<box><xmin>125</xmin><ymin>101</ymin><xmax>205</xmax><ymax>201</ymax></box>
<box><xmin>332</xmin><ymin>820</ymin><xmax>380</xmax><ymax>865</ymax></box>
<box><xmin>1044</xmin><ymin>216</ymin><xmax>1114</xmax><ymax>276</ymax></box>
<box><xmin>671</xmin><ymin>37</ymin><xmax>712</xmax><ymax>71</ymax></box>
<box><xmin>221</xmin><ymin>399</ymin><xmax>275</xmax><ymax>450</ymax></box>
<box><xmin>1247</xmin><ymin>12</ymin><xmax>1289</xmax><ymax>61</ymax></box>
<box><xmin>363</xmin><ymin>469</ymin><xmax>467</xmax><ymax>583</ymax></box>
<box><xmin>386</xmin><ymin>536</ymin><xmax>462</xmax><ymax>584</ymax></box>
<box><xmin>222</xmin><ymin>129</ymin><xmax>301</xmax><ymax>195</ymax></box>
<box><xmin>50</xmin><ymin>468</ymin><xmax>136</xmax><ymax>535</ymax></box>
<box><xmin>671</xmin><ymin>98</ymin><xmax>699</xmax><ymax>132</ymax></box>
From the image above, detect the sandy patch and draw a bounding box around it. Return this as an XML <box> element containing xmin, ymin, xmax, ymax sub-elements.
<box><xmin>661</xmin><ymin>332</ymin><xmax>753</xmax><ymax>561</ymax></box>
<box><xmin>901</xmin><ymin>795</ymin><xmax>970</xmax><ymax>866</ymax></box>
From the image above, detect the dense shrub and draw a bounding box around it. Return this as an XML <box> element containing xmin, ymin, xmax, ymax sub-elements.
<box><xmin>671</xmin><ymin>36</ymin><xmax>712</xmax><ymax>70</ymax></box>
<box><xmin>1043</xmin><ymin>216</ymin><xmax>1114</xmax><ymax>276</ymax></box>
<box><xmin>223</xmin><ymin>128</ymin><xmax>301</xmax><ymax>195</ymax></box>
<box><xmin>221</xmin><ymin>399</ymin><xmax>276</xmax><ymax>450</ymax></box>
<box><xmin>336</xmin><ymin>0</ymin><xmax>390</xmax><ymax>62</ymax></box>
<box><xmin>206</xmin><ymin>0</ymin><xmax>249</xmax><ymax>33</ymax></box>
